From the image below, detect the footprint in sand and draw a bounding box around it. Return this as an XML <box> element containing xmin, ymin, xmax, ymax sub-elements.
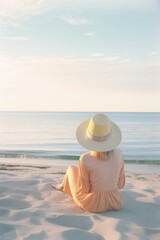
<box><xmin>144</xmin><ymin>188</ymin><xmax>156</xmax><ymax>194</ymax></box>
<box><xmin>62</xmin><ymin>229</ymin><xmax>105</xmax><ymax>240</ymax></box>
<box><xmin>0</xmin><ymin>208</ymin><xmax>10</xmax><ymax>217</ymax></box>
<box><xmin>29</xmin><ymin>210</ymin><xmax>45</xmax><ymax>225</ymax></box>
<box><xmin>10</xmin><ymin>210</ymin><xmax>31</xmax><ymax>221</ymax></box>
<box><xmin>10</xmin><ymin>209</ymin><xmax>45</xmax><ymax>225</ymax></box>
<box><xmin>46</xmin><ymin>215</ymin><xmax>93</xmax><ymax>230</ymax></box>
<box><xmin>0</xmin><ymin>223</ymin><xmax>15</xmax><ymax>236</ymax></box>
<box><xmin>0</xmin><ymin>180</ymin><xmax>39</xmax><ymax>189</ymax></box>
<box><xmin>137</xmin><ymin>177</ymin><xmax>147</xmax><ymax>181</ymax></box>
<box><xmin>0</xmin><ymin>186</ymin><xmax>8</xmax><ymax>197</ymax></box>
<box><xmin>0</xmin><ymin>198</ymin><xmax>31</xmax><ymax>210</ymax></box>
<box><xmin>0</xmin><ymin>172</ymin><xmax>16</xmax><ymax>177</ymax></box>
<box><xmin>23</xmin><ymin>231</ymin><xmax>47</xmax><ymax>240</ymax></box>
<box><xmin>154</xmin><ymin>195</ymin><xmax>160</xmax><ymax>204</ymax></box>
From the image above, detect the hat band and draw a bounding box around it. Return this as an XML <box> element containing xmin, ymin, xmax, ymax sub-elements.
<box><xmin>87</xmin><ymin>129</ymin><xmax>112</xmax><ymax>142</ymax></box>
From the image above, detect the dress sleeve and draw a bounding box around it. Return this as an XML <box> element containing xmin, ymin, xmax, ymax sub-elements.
<box><xmin>77</xmin><ymin>156</ymin><xmax>90</xmax><ymax>193</ymax></box>
<box><xmin>118</xmin><ymin>159</ymin><xmax>125</xmax><ymax>189</ymax></box>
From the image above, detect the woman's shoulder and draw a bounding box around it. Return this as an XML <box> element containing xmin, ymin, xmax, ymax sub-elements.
<box><xmin>80</xmin><ymin>152</ymin><xmax>90</xmax><ymax>160</ymax></box>
<box><xmin>79</xmin><ymin>152</ymin><xmax>92</xmax><ymax>165</ymax></box>
<box><xmin>114</xmin><ymin>148</ymin><xmax>123</xmax><ymax>156</ymax></box>
<box><xmin>113</xmin><ymin>148</ymin><xmax>124</xmax><ymax>164</ymax></box>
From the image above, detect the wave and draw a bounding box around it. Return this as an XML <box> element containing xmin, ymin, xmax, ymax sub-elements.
<box><xmin>0</xmin><ymin>150</ymin><xmax>160</xmax><ymax>165</ymax></box>
<box><xmin>0</xmin><ymin>150</ymin><xmax>79</xmax><ymax>160</ymax></box>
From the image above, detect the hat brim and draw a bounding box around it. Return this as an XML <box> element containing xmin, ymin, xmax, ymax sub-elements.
<box><xmin>76</xmin><ymin>119</ymin><xmax>122</xmax><ymax>152</ymax></box>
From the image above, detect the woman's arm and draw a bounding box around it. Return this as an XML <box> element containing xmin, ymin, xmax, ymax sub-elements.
<box><xmin>77</xmin><ymin>156</ymin><xmax>90</xmax><ymax>193</ymax></box>
<box><xmin>118</xmin><ymin>160</ymin><xmax>125</xmax><ymax>189</ymax></box>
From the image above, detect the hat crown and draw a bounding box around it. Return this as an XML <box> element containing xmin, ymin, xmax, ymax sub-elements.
<box><xmin>88</xmin><ymin>114</ymin><xmax>111</xmax><ymax>137</ymax></box>
<box><xmin>76</xmin><ymin>112</ymin><xmax>122</xmax><ymax>151</ymax></box>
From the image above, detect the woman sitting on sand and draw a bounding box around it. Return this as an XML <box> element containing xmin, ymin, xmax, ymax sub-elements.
<box><xmin>52</xmin><ymin>113</ymin><xmax>125</xmax><ymax>213</ymax></box>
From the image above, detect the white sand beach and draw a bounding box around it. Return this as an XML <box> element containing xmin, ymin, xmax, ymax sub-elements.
<box><xmin>0</xmin><ymin>160</ymin><xmax>160</xmax><ymax>240</ymax></box>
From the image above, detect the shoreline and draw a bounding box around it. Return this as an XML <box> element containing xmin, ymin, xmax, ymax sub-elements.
<box><xmin>0</xmin><ymin>157</ymin><xmax>160</xmax><ymax>174</ymax></box>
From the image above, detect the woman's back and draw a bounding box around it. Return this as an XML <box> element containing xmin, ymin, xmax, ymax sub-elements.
<box><xmin>80</xmin><ymin>149</ymin><xmax>124</xmax><ymax>192</ymax></box>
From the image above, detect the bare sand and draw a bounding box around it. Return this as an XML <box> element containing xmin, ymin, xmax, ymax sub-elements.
<box><xmin>0</xmin><ymin>161</ymin><xmax>160</xmax><ymax>240</ymax></box>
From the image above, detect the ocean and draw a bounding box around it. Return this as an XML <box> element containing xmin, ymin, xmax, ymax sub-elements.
<box><xmin>0</xmin><ymin>111</ymin><xmax>160</xmax><ymax>164</ymax></box>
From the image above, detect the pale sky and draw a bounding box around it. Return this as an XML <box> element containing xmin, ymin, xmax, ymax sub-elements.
<box><xmin>0</xmin><ymin>0</ymin><xmax>159</xmax><ymax>112</ymax></box>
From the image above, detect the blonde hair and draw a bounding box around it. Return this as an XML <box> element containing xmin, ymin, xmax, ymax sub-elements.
<box><xmin>90</xmin><ymin>151</ymin><xmax>113</xmax><ymax>160</ymax></box>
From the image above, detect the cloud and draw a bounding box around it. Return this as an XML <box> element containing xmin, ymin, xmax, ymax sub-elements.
<box><xmin>0</xmin><ymin>0</ymin><xmax>57</xmax><ymax>27</ymax></box>
<box><xmin>90</xmin><ymin>53</ymin><xmax>104</xmax><ymax>57</ymax></box>
<box><xmin>0</xmin><ymin>36</ymin><xmax>29</xmax><ymax>41</ymax></box>
<box><xmin>148</xmin><ymin>51</ymin><xmax>159</xmax><ymax>56</ymax></box>
<box><xmin>0</xmin><ymin>54</ymin><xmax>159</xmax><ymax>111</ymax></box>
<box><xmin>84</xmin><ymin>32</ymin><xmax>95</xmax><ymax>36</ymax></box>
<box><xmin>61</xmin><ymin>16</ymin><xmax>92</xmax><ymax>26</ymax></box>
<box><xmin>90</xmin><ymin>53</ymin><xmax>131</xmax><ymax>64</ymax></box>
<box><xmin>0</xmin><ymin>0</ymin><xmax>155</xmax><ymax>28</ymax></box>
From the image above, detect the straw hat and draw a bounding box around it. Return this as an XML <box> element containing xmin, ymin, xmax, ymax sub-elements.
<box><xmin>76</xmin><ymin>113</ymin><xmax>122</xmax><ymax>152</ymax></box>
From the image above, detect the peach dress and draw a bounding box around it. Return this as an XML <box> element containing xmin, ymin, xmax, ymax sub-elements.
<box><xmin>54</xmin><ymin>148</ymin><xmax>125</xmax><ymax>213</ymax></box>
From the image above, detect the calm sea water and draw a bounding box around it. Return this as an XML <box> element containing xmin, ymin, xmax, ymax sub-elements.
<box><xmin>0</xmin><ymin>112</ymin><xmax>160</xmax><ymax>164</ymax></box>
